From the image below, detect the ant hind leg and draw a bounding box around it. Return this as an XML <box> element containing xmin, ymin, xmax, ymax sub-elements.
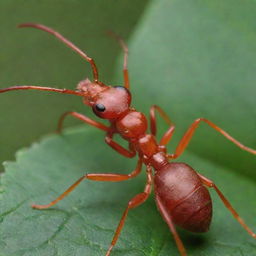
<box><xmin>198</xmin><ymin>173</ymin><xmax>256</xmax><ymax>239</ymax></box>
<box><xmin>155</xmin><ymin>195</ymin><xmax>187</xmax><ymax>256</ymax></box>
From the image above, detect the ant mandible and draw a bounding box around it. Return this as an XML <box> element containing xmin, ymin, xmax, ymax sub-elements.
<box><xmin>1</xmin><ymin>23</ymin><xmax>256</xmax><ymax>256</ymax></box>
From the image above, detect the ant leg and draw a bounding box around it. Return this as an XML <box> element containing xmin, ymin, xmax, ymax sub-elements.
<box><xmin>167</xmin><ymin>118</ymin><xmax>256</xmax><ymax>159</ymax></box>
<box><xmin>105</xmin><ymin>166</ymin><xmax>153</xmax><ymax>256</ymax></box>
<box><xmin>198</xmin><ymin>173</ymin><xmax>256</xmax><ymax>239</ymax></box>
<box><xmin>159</xmin><ymin>125</ymin><xmax>176</xmax><ymax>146</ymax></box>
<box><xmin>57</xmin><ymin>111</ymin><xmax>109</xmax><ymax>133</ymax></box>
<box><xmin>18</xmin><ymin>23</ymin><xmax>99</xmax><ymax>82</ymax></box>
<box><xmin>0</xmin><ymin>85</ymin><xmax>84</xmax><ymax>96</ymax></box>
<box><xmin>58</xmin><ymin>115</ymin><xmax>135</xmax><ymax>158</ymax></box>
<box><xmin>150</xmin><ymin>105</ymin><xmax>176</xmax><ymax>146</ymax></box>
<box><xmin>32</xmin><ymin>159</ymin><xmax>142</xmax><ymax>210</ymax></box>
<box><xmin>150</xmin><ymin>105</ymin><xmax>173</xmax><ymax>136</ymax></box>
<box><xmin>155</xmin><ymin>195</ymin><xmax>187</xmax><ymax>256</ymax></box>
<box><xmin>105</xmin><ymin>132</ymin><xmax>136</xmax><ymax>158</ymax></box>
<box><xmin>107</xmin><ymin>31</ymin><xmax>129</xmax><ymax>89</ymax></box>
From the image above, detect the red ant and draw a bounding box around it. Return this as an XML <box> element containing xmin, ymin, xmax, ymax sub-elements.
<box><xmin>1</xmin><ymin>23</ymin><xmax>256</xmax><ymax>256</ymax></box>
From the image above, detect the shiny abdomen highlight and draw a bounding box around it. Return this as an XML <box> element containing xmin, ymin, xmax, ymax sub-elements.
<box><xmin>154</xmin><ymin>162</ymin><xmax>212</xmax><ymax>233</ymax></box>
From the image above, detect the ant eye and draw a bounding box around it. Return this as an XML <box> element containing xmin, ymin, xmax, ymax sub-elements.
<box><xmin>95</xmin><ymin>103</ymin><xmax>106</xmax><ymax>112</ymax></box>
<box><xmin>114</xmin><ymin>86</ymin><xmax>125</xmax><ymax>89</ymax></box>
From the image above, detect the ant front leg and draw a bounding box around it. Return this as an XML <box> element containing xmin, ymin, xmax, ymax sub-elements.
<box><xmin>105</xmin><ymin>166</ymin><xmax>153</xmax><ymax>256</ymax></box>
<box><xmin>198</xmin><ymin>173</ymin><xmax>256</xmax><ymax>239</ymax></box>
<box><xmin>105</xmin><ymin>131</ymin><xmax>136</xmax><ymax>158</ymax></box>
<box><xmin>57</xmin><ymin>111</ymin><xmax>109</xmax><ymax>133</ymax></box>
<box><xmin>167</xmin><ymin>118</ymin><xmax>256</xmax><ymax>159</ymax></box>
<box><xmin>32</xmin><ymin>159</ymin><xmax>142</xmax><ymax>209</ymax></box>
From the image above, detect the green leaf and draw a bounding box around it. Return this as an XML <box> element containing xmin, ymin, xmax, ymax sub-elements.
<box><xmin>1</xmin><ymin>0</ymin><xmax>256</xmax><ymax>255</ymax></box>
<box><xmin>0</xmin><ymin>127</ymin><xmax>256</xmax><ymax>255</ymax></box>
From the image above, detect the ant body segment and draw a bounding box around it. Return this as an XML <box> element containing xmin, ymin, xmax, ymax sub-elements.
<box><xmin>1</xmin><ymin>23</ymin><xmax>256</xmax><ymax>256</ymax></box>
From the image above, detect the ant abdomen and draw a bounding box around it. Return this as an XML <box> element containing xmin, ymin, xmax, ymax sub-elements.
<box><xmin>154</xmin><ymin>162</ymin><xmax>212</xmax><ymax>232</ymax></box>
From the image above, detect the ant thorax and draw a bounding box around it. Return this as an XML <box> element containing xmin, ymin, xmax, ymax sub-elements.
<box><xmin>115</xmin><ymin>110</ymin><xmax>148</xmax><ymax>140</ymax></box>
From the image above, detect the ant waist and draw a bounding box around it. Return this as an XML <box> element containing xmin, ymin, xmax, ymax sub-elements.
<box><xmin>132</xmin><ymin>134</ymin><xmax>169</xmax><ymax>170</ymax></box>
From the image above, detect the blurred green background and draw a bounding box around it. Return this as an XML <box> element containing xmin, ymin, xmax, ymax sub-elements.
<box><xmin>1</xmin><ymin>0</ymin><xmax>255</xmax><ymax>178</ymax></box>
<box><xmin>0</xmin><ymin>0</ymin><xmax>149</xmax><ymax>172</ymax></box>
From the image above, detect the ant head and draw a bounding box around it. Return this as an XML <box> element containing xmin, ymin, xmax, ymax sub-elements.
<box><xmin>77</xmin><ymin>78</ymin><xmax>131</xmax><ymax>120</ymax></box>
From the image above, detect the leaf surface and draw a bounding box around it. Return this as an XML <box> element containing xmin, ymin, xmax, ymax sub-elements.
<box><xmin>0</xmin><ymin>127</ymin><xmax>255</xmax><ymax>255</ymax></box>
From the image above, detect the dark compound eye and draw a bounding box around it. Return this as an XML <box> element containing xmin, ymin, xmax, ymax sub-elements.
<box><xmin>95</xmin><ymin>103</ymin><xmax>106</xmax><ymax>112</ymax></box>
<box><xmin>114</xmin><ymin>86</ymin><xmax>125</xmax><ymax>90</ymax></box>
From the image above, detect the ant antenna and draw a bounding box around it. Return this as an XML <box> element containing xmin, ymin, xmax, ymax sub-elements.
<box><xmin>0</xmin><ymin>85</ymin><xmax>85</xmax><ymax>96</ymax></box>
<box><xmin>18</xmin><ymin>23</ymin><xmax>99</xmax><ymax>83</ymax></box>
<box><xmin>107</xmin><ymin>30</ymin><xmax>129</xmax><ymax>89</ymax></box>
